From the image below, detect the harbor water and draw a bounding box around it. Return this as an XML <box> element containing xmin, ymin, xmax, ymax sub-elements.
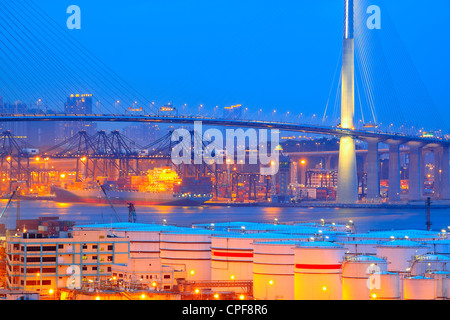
<box><xmin>1</xmin><ymin>200</ymin><xmax>449</xmax><ymax>233</ymax></box>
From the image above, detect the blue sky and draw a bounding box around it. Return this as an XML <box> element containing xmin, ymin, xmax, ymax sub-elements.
<box><xmin>32</xmin><ymin>0</ymin><xmax>450</xmax><ymax>129</ymax></box>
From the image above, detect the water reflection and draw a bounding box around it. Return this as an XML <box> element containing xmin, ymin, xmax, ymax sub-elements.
<box><xmin>0</xmin><ymin>200</ymin><xmax>449</xmax><ymax>233</ymax></box>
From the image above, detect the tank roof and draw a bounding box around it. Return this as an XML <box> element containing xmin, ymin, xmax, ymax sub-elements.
<box><xmin>253</xmin><ymin>240</ymin><xmax>301</xmax><ymax>246</ymax></box>
<box><xmin>378</xmin><ymin>239</ymin><xmax>426</xmax><ymax>247</ymax></box>
<box><xmin>406</xmin><ymin>276</ymin><xmax>434</xmax><ymax>280</ymax></box>
<box><xmin>346</xmin><ymin>255</ymin><xmax>386</xmax><ymax>262</ymax></box>
<box><xmin>212</xmin><ymin>232</ymin><xmax>310</xmax><ymax>240</ymax></box>
<box><xmin>337</xmin><ymin>240</ymin><xmax>382</xmax><ymax>244</ymax></box>
<box><xmin>413</xmin><ymin>253</ymin><xmax>450</xmax><ymax>261</ymax></box>
<box><xmin>296</xmin><ymin>241</ymin><xmax>344</xmax><ymax>249</ymax></box>
<box><xmin>350</xmin><ymin>229</ymin><xmax>440</xmax><ymax>240</ymax></box>
<box><xmin>75</xmin><ymin>222</ymin><xmax>181</xmax><ymax>232</ymax></box>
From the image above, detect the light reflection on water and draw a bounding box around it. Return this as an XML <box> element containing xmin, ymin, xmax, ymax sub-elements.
<box><xmin>0</xmin><ymin>200</ymin><xmax>449</xmax><ymax>233</ymax></box>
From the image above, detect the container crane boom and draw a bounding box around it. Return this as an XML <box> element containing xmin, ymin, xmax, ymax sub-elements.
<box><xmin>97</xmin><ymin>180</ymin><xmax>121</xmax><ymax>223</ymax></box>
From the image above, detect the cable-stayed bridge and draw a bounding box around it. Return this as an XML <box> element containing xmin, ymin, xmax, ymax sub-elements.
<box><xmin>0</xmin><ymin>0</ymin><xmax>448</xmax><ymax>204</ymax></box>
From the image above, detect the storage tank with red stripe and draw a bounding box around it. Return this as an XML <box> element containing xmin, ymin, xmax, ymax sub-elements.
<box><xmin>160</xmin><ymin>228</ymin><xmax>217</xmax><ymax>281</ymax></box>
<box><xmin>253</xmin><ymin>240</ymin><xmax>298</xmax><ymax>300</ymax></box>
<box><xmin>211</xmin><ymin>233</ymin><xmax>309</xmax><ymax>284</ymax></box>
<box><xmin>341</xmin><ymin>255</ymin><xmax>388</xmax><ymax>300</ymax></box>
<box><xmin>294</xmin><ymin>241</ymin><xmax>346</xmax><ymax>300</ymax></box>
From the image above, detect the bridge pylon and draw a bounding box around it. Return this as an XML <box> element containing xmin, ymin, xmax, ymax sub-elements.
<box><xmin>337</xmin><ymin>0</ymin><xmax>358</xmax><ymax>204</ymax></box>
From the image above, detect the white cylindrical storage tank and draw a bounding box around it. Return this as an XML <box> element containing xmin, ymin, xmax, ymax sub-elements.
<box><xmin>424</xmin><ymin>240</ymin><xmax>450</xmax><ymax>255</ymax></box>
<box><xmin>428</xmin><ymin>271</ymin><xmax>450</xmax><ymax>300</ymax></box>
<box><xmin>410</xmin><ymin>254</ymin><xmax>450</xmax><ymax>276</ymax></box>
<box><xmin>253</xmin><ymin>241</ymin><xmax>297</xmax><ymax>300</ymax></box>
<box><xmin>76</xmin><ymin>223</ymin><xmax>179</xmax><ymax>259</ymax></box>
<box><xmin>294</xmin><ymin>242</ymin><xmax>346</xmax><ymax>300</ymax></box>
<box><xmin>160</xmin><ymin>229</ymin><xmax>213</xmax><ymax>281</ymax></box>
<box><xmin>376</xmin><ymin>240</ymin><xmax>429</xmax><ymax>273</ymax></box>
<box><xmin>403</xmin><ymin>276</ymin><xmax>435</xmax><ymax>300</ymax></box>
<box><xmin>369</xmin><ymin>272</ymin><xmax>400</xmax><ymax>300</ymax></box>
<box><xmin>211</xmin><ymin>233</ymin><xmax>308</xmax><ymax>284</ymax></box>
<box><xmin>445</xmin><ymin>277</ymin><xmax>450</xmax><ymax>299</ymax></box>
<box><xmin>338</xmin><ymin>240</ymin><xmax>381</xmax><ymax>255</ymax></box>
<box><xmin>341</xmin><ymin>255</ymin><xmax>388</xmax><ymax>300</ymax></box>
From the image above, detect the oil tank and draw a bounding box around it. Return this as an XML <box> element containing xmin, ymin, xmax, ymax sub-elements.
<box><xmin>426</xmin><ymin>271</ymin><xmax>450</xmax><ymax>300</ymax></box>
<box><xmin>341</xmin><ymin>255</ymin><xmax>388</xmax><ymax>300</ymax></box>
<box><xmin>403</xmin><ymin>276</ymin><xmax>435</xmax><ymax>300</ymax></box>
<box><xmin>253</xmin><ymin>241</ymin><xmax>297</xmax><ymax>300</ymax></box>
<box><xmin>369</xmin><ymin>272</ymin><xmax>400</xmax><ymax>300</ymax></box>
<box><xmin>424</xmin><ymin>240</ymin><xmax>450</xmax><ymax>255</ymax></box>
<box><xmin>376</xmin><ymin>240</ymin><xmax>428</xmax><ymax>273</ymax></box>
<box><xmin>409</xmin><ymin>254</ymin><xmax>450</xmax><ymax>276</ymax></box>
<box><xmin>337</xmin><ymin>240</ymin><xmax>381</xmax><ymax>255</ymax></box>
<box><xmin>160</xmin><ymin>228</ymin><xmax>214</xmax><ymax>281</ymax></box>
<box><xmin>294</xmin><ymin>241</ymin><xmax>346</xmax><ymax>300</ymax></box>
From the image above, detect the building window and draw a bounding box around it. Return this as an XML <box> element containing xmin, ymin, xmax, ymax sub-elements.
<box><xmin>58</xmin><ymin>244</ymin><xmax>64</xmax><ymax>249</ymax></box>
<box><xmin>92</xmin><ymin>245</ymin><xmax>98</xmax><ymax>250</ymax></box>
<box><xmin>42</xmin><ymin>267</ymin><xmax>56</xmax><ymax>274</ymax></box>
<box><xmin>82</xmin><ymin>266</ymin><xmax>87</xmax><ymax>271</ymax></box>
<box><xmin>107</xmin><ymin>256</ymin><xmax>112</xmax><ymax>262</ymax></box>
<box><xmin>26</xmin><ymin>267</ymin><xmax>41</xmax><ymax>274</ymax></box>
<box><xmin>92</xmin><ymin>255</ymin><xmax>97</xmax><ymax>260</ymax></box>
<box><xmin>92</xmin><ymin>266</ymin><xmax>97</xmax><ymax>271</ymax></box>
<box><xmin>42</xmin><ymin>256</ymin><xmax>57</xmax><ymax>263</ymax></box>
<box><xmin>26</xmin><ymin>257</ymin><xmax>41</xmax><ymax>263</ymax></box>
<box><xmin>163</xmin><ymin>275</ymin><xmax>171</xmax><ymax>279</ymax></box>
<box><xmin>82</xmin><ymin>244</ymin><xmax>87</xmax><ymax>250</ymax></box>
<box><xmin>108</xmin><ymin>245</ymin><xmax>113</xmax><ymax>251</ymax></box>
<box><xmin>42</xmin><ymin>246</ymin><xmax>57</xmax><ymax>252</ymax></box>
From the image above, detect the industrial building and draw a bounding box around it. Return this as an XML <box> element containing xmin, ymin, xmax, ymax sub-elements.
<box><xmin>5</xmin><ymin>228</ymin><xmax>129</xmax><ymax>294</ymax></box>
<box><xmin>4</xmin><ymin>219</ymin><xmax>450</xmax><ymax>300</ymax></box>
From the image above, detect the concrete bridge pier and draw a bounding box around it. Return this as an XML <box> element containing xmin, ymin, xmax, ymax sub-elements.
<box><xmin>337</xmin><ymin>135</ymin><xmax>358</xmax><ymax>204</ymax></box>
<box><xmin>407</xmin><ymin>142</ymin><xmax>424</xmax><ymax>201</ymax></box>
<box><xmin>434</xmin><ymin>147</ymin><xmax>442</xmax><ymax>198</ymax></box>
<box><xmin>387</xmin><ymin>140</ymin><xmax>402</xmax><ymax>202</ymax></box>
<box><xmin>441</xmin><ymin>145</ymin><xmax>450</xmax><ymax>200</ymax></box>
<box><xmin>434</xmin><ymin>145</ymin><xmax>450</xmax><ymax>200</ymax></box>
<box><xmin>365</xmin><ymin>138</ymin><xmax>380</xmax><ymax>200</ymax></box>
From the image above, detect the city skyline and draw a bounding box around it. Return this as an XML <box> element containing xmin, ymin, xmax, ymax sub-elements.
<box><xmin>1</xmin><ymin>0</ymin><xmax>447</xmax><ymax>132</ymax></box>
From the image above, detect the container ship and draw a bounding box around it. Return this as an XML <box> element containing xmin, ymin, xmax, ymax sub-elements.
<box><xmin>51</xmin><ymin>167</ymin><xmax>213</xmax><ymax>206</ymax></box>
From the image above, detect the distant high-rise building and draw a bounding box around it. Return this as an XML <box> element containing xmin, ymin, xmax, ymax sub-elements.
<box><xmin>62</xmin><ymin>94</ymin><xmax>96</xmax><ymax>140</ymax></box>
<box><xmin>122</xmin><ymin>123</ymin><xmax>161</xmax><ymax>147</ymax></box>
<box><xmin>0</xmin><ymin>101</ymin><xmax>28</xmax><ymax>140</ymax></box>
<box><xmin>65</xmin><ymin>94</ymin><xmax>93</xmax><ymax>113</ymax></box>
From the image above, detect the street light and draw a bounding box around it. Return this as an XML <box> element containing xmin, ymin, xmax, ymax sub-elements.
<box><xmin>266</xmin><ymin>279</ymin><xmax>274</xmax><ymax>299</ymax></box>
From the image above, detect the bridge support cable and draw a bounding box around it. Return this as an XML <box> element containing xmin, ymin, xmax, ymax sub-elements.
<box><xmin>0</xmin><ymin>0</ymin><xmax>159</xmax><ymax>115</ymax></box>
<box><xmin>0</xmin><ymin>1</ymin><xmax>95</xmax><ymax>109</ymax></box>
<box><xmin>354</xmin><ymin>0</ymin><xmax>446</xmax><ymax>134</ymax></box>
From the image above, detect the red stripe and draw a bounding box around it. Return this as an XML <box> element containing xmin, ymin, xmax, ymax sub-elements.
<box><xmin>295</xmin><ymin>263</ymin><xmax>341</xmax><ymax>270</ymax></box>
<box><xmin>213</xmin><ymin>251</ymin><xmax>253</xmax><ymax>258</ymax></box>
